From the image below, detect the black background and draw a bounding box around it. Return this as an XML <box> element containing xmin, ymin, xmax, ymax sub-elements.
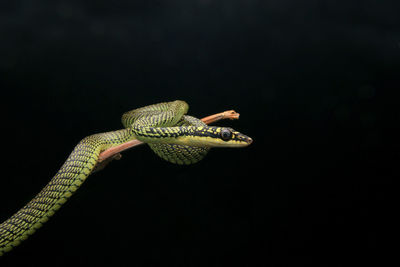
<box><xmin>0</xmin><ymin>1</ymin><xmax>399</xmax><ymax>266</ymax></box>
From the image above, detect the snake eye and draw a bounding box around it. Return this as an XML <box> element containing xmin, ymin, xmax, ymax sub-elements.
<box><xmin>220</xmin><ymin>128</ymin><xmax>232</xmax><ymax>141</ymax></box>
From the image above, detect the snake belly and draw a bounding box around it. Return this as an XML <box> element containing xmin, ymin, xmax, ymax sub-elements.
<box><xmin>0</xmin><ymin>100</ymin><xmax>206</xmax><ymax>255</ymax></box>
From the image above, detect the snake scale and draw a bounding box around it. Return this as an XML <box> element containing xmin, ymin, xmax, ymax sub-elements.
<box><xmin>0</xmin><ymin>100</ymin><xmax>252</xmax><ymax>256</ymax></box>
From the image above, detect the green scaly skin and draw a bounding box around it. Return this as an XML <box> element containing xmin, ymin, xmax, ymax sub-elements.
<box><xmin>0</xmin><ymin>100</ymin><xmax>252</xmax><ymax>256</ymax></box>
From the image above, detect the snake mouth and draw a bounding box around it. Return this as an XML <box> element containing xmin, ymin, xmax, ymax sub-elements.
<box><xmin>224</xmin><ymin>135</ymin><xmax>253</xmax><ymax>147</ymax></box>
<box><xmin>241</xmin><ymin>136</ymin><xmax>253</xmax><ymax>147</ymax></box>
<box><xmin>234</xmin><ymin>132</ymin><xmax>253</xmax><ymax>146</ymax></box>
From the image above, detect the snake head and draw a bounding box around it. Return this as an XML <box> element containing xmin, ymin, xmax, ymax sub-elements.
<box><xmin>217</xmin><ymin>127</ymin><xmax>253</xmax><ymax>147</ymax></box>
<box><xmin>183</xmin><ymin>126</ymin><xmax>253</xmax><ymax>147</ymax></box>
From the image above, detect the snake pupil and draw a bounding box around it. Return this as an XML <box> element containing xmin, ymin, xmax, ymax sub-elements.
<box><xmin>220</xmin><ymin>128</ymin><xmax>232</xmax><ymax>141</ymax></box>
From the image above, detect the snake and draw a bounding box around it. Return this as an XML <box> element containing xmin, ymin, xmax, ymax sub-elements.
<box><xmin>0</xmin><ymin>100</ymin><xmax>252</xmax><ymax>256</ymax></box>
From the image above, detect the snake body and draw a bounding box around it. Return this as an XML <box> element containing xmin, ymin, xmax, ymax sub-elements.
<box><xmin>0</xmin><ymin>100</ymin><xmax>252</xmax><ymax>256</ymax></box>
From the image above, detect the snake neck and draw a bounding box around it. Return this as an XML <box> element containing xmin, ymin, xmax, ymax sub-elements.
<box><xmin>132</xmin><ymin>126</ymin><xmax>217</xmax><ymax>147</ymax></box>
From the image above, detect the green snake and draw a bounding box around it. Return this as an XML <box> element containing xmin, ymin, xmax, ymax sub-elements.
<box><xmin>0</xmin><ymin>100</ymin><xmax>252</xmax><ymax>256</ymax></box>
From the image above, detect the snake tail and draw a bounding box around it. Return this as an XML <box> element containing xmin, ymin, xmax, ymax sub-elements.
<box><xmin>0</xmin><ymin>129</ymin><xmax>134</xmax><ymax>256</ymax></box>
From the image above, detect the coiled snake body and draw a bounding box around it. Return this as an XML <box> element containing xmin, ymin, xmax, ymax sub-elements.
<box><xmin>0</xmin><ymin>100</ymin><xmax>252</xmax><ymax>256</ymax></box>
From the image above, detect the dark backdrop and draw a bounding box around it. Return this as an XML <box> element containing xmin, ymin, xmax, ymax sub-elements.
<box><xmin>0</xmin><ymin>1</ymin><xmax>399</xmax><ymax>266</ymax></box>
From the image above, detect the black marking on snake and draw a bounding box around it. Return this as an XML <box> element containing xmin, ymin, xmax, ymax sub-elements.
<box><xmin>20</xmin><ymin>210</ymin><xmax>41</xmax><ymax>219</ymax></box>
